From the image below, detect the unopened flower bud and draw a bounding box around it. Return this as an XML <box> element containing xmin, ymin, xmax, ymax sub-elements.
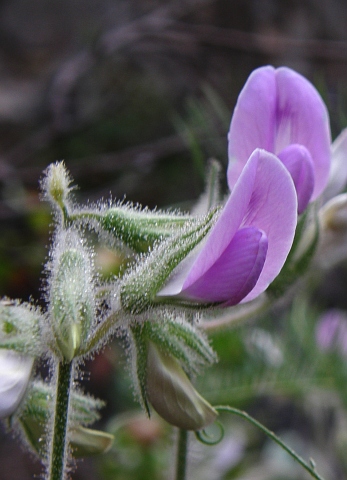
<box><xmin>49</xmin><ymin>230</ymin><xmax>95</xmax><ymax>361</ymax></box>
<box><xmin>320</xmin><ymin>193</ymin><xmax>347</xmax><ymax>231</ymax></box>
<box><xmin>316</xmin><ymin>193</ymin><xmax>347</xmax><ymax>268</ymax></box>
<box><xmin>19</xmin><ymin>380</ymin><xmax>107</xmax><ymax>456</ymax></box>
<box><xmin>0</xmin><ymin>300</ymin><xmax>43</xmax><ymax>355</ymax></box>
<box><xmin>146</xmin><ymin>342</ymin><xmax>217</xmax><ymax>430</ymax></box>
<box><xmin>41</xmin><ymin>161</ymin><xmax>73</xmax><ymax>212</ymax></box>
<box><xmin>71</xmin><ymin>205</ymin><xmax>194</xmax><ymax>253</ymax></box>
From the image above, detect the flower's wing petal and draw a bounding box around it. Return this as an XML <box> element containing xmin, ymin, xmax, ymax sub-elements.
<box><xmin>182</xmin><ymin>150</ymin><xmax>262</xmax><ymax>286</ymax></box>
<box><xmin>227</xmin><ymin>66</ymin><xmax>277</xmax><ymax>189</ymax></box>
<box><xmin>323</xmin><ymin>128</ymin><xmax>347</xmax><ymax>201</ymax></box>
<box><xmin>274</xmin><ymin>67</ymin><xmax>331</xmax><ymax>199</ymax></box>
<box><xmin>0</xmin><ymin>350</ymin><xmax>33</xmax><ymax>419</ymax></box>
<box><xmin>160</xmin><ymin>149</ymin><xmax>297</xmax><ymax>305</ymax></box>
<box><xmin>242</xmin><ymin>149</ymin><xmax>297</xmax><ymax>302</ymax></box>
<box><xmin>278</xmin><ymin>144</ymin><xmax>314</xmax><ymax>213</ymax></box>
<box><xmin>180</xmin><ymin>226</ymin><xmax>267</xmax><ymax>304</ymax></box>
<box><xmin>158</xmin><ymin>153</ymin><xmax>259</xmax><ymax>298</ymax></box>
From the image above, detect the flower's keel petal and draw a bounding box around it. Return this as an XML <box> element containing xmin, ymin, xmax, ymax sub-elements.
<box><xmin>278</xmin><ymin>144</ymin><xmax>314</xmax><ymax>213</ymax></box>
<box><xmin>181</xmin><ymin>226</ymin><xmax>268</xmax><ymax>304</ymax></box>
<box><xmin>275</xmin><ymin>67</ymin><xmax>331</xmax><ymax>198</ymax></box>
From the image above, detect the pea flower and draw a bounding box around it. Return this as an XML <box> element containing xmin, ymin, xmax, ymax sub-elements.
<box><xmin>158</xmin><ymin>148</ymin><xmax>297</xmax><ymax>305</ymax></box>
<box><xmin>316</xmin><ymin>309</ymin><xmax>347</xmax><ymax>357</ymax></box>
<box><xmin>0</xmin><ymin>349</ymin><xmax>34</xmax><ymax>419</ymax></box>
<box><xmin>227</xmin><ymin>66</ymin><xmax>331</xmax><ymax>213</ymax></box>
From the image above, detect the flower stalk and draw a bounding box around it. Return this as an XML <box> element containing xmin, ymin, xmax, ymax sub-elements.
<box><xmin>48</xmin><ymin>360</ymin><xmax>73</xmax><ymax>480</ymax></box>
<box><xmin>175</xmin><ymin>429</ymin><xmax>189</xmax><ymax>480</ymax></box>
<box><xmin>212</xmin><ymin>406</ymin><xmax>326</xmax><ymax>480</ymax></box>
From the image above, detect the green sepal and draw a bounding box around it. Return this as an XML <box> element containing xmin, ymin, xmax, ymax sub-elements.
<box><xmin>130</xmin><ymin>324</ymin><xmax>151</xmax><ymax>416</ymax></box>
<box><xmin>50</xmin><ymin>246</ymin><xmax>95</xmax><ymax>361</ymax></box>
<box><xmin>0</xmin><ymin>300</ymin><xmax>43</xmax><ymax>356</ymax></box>
<box><xmin>130</xmin><ymin>317</ymin><xmax>217</xmax><ymax>420</ymax></box>
<box><xmin>267</xmin><ymin>204</ymin><xmax>320</xmax><ymax>298</ymax></box>
<box><xmin>141</xmin><ymin>318</ymin><xmax>216</xmax><ymax>375</ymax></box>
<box><xmin>70</xmin><ymin>206</ymin><xmax>196</xmax><ymax>253</ymax></box>
<box><xmin>120</xmin><ymin>208</ymin><xmax>218</xmax><ymax>314</ymax></box>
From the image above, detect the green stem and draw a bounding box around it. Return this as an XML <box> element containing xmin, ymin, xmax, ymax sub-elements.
<box><xmin>49</xmin><ymin>360</ymin><xmax>73</xmax><ymax>480</ymax></box>
<box><xmin>214</xmin><ymin>406</ymin><xmax>326</xmax><ymax>480</ymax></box>
<box><xmin>175</xmin><ymin>428</ymin><xmax>188</xmax><ymax>480</ymax></box>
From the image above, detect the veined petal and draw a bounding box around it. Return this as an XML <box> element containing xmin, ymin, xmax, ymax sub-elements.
<box><xmin>159</xmin><ymin>149</ymin><xmax>297</xmax><ymax>305</ymax></box>
<box><xmin>227</xmin><ymin>66</ymin><xmax>277</xmax><ymax>188</ymax></box>
<box><xmin>278</xmin><ymin>144</ymin><xmax>314</xmax><ymax>214</ymax></box>
<box><xmin>0</xmin><ymin>350</ymin><xmax>33</xmax><ymax>419</ymax></box>
<box><xmin>241</xmin><ymin>149</ymin><xmax>297</xmax><ymax>302</ymax></box>
<box><xmin>162</xmin><ymin>149</ymin><xmax>260</xmax><ymax>298</ymax></box>
<box><xmin>180</xmin><ymin>226</ymin><xmax>268</xmax><ymax>304</ymax></box>
<box><xmin>228</xmin><ymin>66</ymin><xmax>331</xmax><ymax>201</ymax></box>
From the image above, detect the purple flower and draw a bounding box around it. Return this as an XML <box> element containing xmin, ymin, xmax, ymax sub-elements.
<box><xmin>227</xmin><ymin>66</ymin><xmax>331</xmax><ymax>213</ymax></box>
<box><xmin>158</xmin><ymin>149</ymin><xmax>297</xmax><ymax>305</ymax></box>
<box><xmin>316</xmin><ymin>309</ymin><xmax>347</xmax><ymax>356</ymax></box>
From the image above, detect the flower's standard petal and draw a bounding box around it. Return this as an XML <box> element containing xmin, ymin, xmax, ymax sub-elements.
<box><xmin>274</xmin><ymin>67</ymin><xmax>331</xmax><ymax>199</ymax></box>
<box><xmin>0</xmin><ymin>350</ymin><xmax>34</xmax><ymax>419</ymax></box>
<box><xmin>227</xmin><ymin>66</ymin><xmax>277</xmax><ymax>188</ymax></box>
<box><xmin>278</xmin><ymin>144</ymin><xmax>314</xmax><ymax>213</ymax></box>
<box><xmin>180</xmin><ymin>226</ymin><xmax>268</xmax><ymax>304</ymax></box>
<box><xmin>227</xmin><ymin>66</ymin><xmax>331</xmax><ymax>202</ymax></box>
<box><xmin>241</xmin><ymin>149</ymin><xmax>297</xmax><ymax>302</ymax></box>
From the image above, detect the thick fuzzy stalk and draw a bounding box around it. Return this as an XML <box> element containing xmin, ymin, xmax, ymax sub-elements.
<box><xmin>48</xmin><ymin>360</ymin><xmax>73</xmax><ymax>480</ymax></box>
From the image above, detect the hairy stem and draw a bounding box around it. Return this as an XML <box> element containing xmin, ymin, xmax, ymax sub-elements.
<box><xmin>48</xmin><ymin>360</ymin><xmax>73</xmax><ymax>480</ymax></box>
<box><xmin>175</xmin><ymin>428</ymin><xmax>188</xmax><ymax>480</ymax></box>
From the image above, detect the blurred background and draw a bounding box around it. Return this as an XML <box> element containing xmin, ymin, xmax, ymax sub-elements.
<box><xmin>1</xmin><ymin>0</ymin><xmax>347</xmax><ymax>478</ymax></box>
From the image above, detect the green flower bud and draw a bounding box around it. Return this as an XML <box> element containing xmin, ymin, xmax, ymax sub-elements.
<box><xmin>316</xmin><ymin>193</ymin><xmax>347</xmax><ymax>267</ymax></box>
<box><xmin>146</xmin><ymin>342</ymin><xmax>217</xmax><ymax>430</ymax></box>
<box><xmin>41</xmin><ymin>162</ymin><xmax>73</xmax><ymax>213</ymax></box>
<box><xmin>70</xmin><ymin>205</ymin><xmax>195</xmax><ymax>253</ymax></box>
<box><xmin>130</xmin><ymin>317</ymin><xmax>217</xmax><ymax>420</ymax></box>
<box><xmin>120</xmin><ymin>209</ymin><xmax>218</xmax><ymax>314</ymax></box>
<box><xmin>49</xmin><ymin>230</ymin><xmax>96</xmax><ymax>361</ymax></box>
<box><xmin>0</xmin><ymin>300</ymin><xmax>43</xmax><ymax>355</ymax></box>
<box><xmin>19</xmin><ymin>380</ymin><xmax>106</xmax><ymax>457</ymax></box>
